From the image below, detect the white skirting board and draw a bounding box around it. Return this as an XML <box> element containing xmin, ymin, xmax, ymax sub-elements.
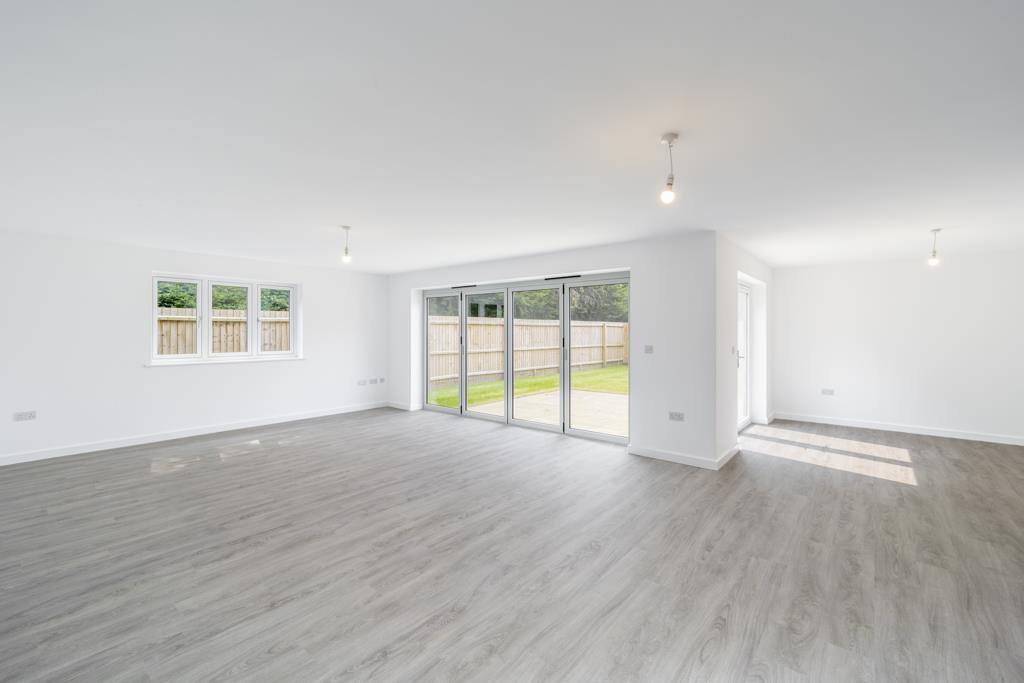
<box><xmin>628</xmin><ymin>444</ymin><xmax>740</xmax><ymax>471</ymax></box>
<box><xmin>771</xmin><ymin>412</ymin><xmax>1024</xmax><ymax>447</ymax></box>
<box><xmin>0</xmin><ymin>401</ymin><xmax>391</xmax><ymax>468</ymax></box>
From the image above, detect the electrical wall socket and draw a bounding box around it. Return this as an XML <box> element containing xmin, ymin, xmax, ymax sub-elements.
<box><xmin>13</xmin><ymin>410</ymin><xmax>37</xmax><ymax>422</ymax></box>
<box><xmin>644</xmin><ymin>345</ymin><xmax>654</xmax><ymax>354</ymax></box>
<box><xmin>821</xmin><ymin>388</ymin><xmax>835</xmax><ymax>396</ymax></box>
<box><xmin>369</xmin><ymin>378</ymin><xmax>379</xmax><ymax>384</ymax></box>
<box><xmin>668</xmin><ymin>411</ymin><xmax>685</xmax><ymax>422</ymax></box>
<box><xmin>357</xmin><ymin>379</ymin><xmax>368</xmax><ymax>386</ymax></box>
<box><xmin>378</xmin><ymin>377</ymin><xmax>386</xmax><ymax>383</ymax></box>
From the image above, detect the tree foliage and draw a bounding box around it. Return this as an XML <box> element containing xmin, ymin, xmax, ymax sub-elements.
<box><xmin>428</xmin><ymin>283</ymin><xmax>628</xmax><ymax>321</ymax></box>
<box><xmin>569</xmin><ymin>283</ymin><xmax>628</xmax><ymax>322</ymax></box>
<box><xmin>212</xmin><ymin>285</ymin><xmax>247</xmax><ymax>310</ymax></box>
<box><xmin>513</xmin><ymin>289</ymin><xmax>560</xmax><ymax>319</ymax></box>
<box><xmin>156</xmin><ymin>281</ymin><xmax>196</xmax><ymax>308</ymax></box>
<box><xmin>260</xmin><ymin>288</ymin><xmax>290</xmax><ymax>311</ymax></box>
<box><xmin>156</xmin><ymin>282</ymin><xmax>290</xmax><ymax>310</ymax></box>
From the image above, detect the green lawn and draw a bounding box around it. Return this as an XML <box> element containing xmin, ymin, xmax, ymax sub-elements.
<box><xmin>427</xmin><ymin>364</ymin><xmax>628</xmax><ymax>409</ymax></box>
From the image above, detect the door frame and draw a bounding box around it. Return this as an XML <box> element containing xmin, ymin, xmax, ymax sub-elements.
<box><xmin>737</xmin><ymin>282</ymin><xmax>752</xmax><ymax>430</ymax></box>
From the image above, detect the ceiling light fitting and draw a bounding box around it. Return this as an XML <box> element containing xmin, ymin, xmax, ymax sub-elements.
<box><xmin>660</xmin><ymin>132</ymin><xmax>678</xmax><ymax>204</ymax></box>
<box><xmin>341</xmin><ymin>225</ymin><xmax>352</xmax><ymax>264</ymax></box>
<box><xmin>927</xmin><ymin>228</ymin><xmax>942</xmax><ymax>267</ymax></box>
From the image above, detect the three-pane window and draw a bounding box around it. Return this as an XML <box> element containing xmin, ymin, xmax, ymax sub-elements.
<box><xmin>153</xmin><ymin>276</ymin><xmax>298</xmax><ymax>363</ymax></box>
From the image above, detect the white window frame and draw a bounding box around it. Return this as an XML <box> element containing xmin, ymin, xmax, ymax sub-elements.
<box><xmin>150</xmin><ymin>273</ymin><xmax>302</xmax><ymax>366</ymax></box>
<box><xmin>152</xmin><ymin>276</ymin><xmax>203</xmax><ymax>360</ymax></box>
<box><xmin>208</xmin><ymin>280</ymin><xmax>254</xmax><ymax>358</ymax></box>
<box><xmin>256</xmin><ymin>285</ymin><xmax>297</xmax><ymax>357</ymax></box>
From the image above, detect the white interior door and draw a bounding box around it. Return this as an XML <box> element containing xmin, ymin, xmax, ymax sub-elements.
<box><xmin>737</xmin><ymin>284</ymin><xmax>751</xmax><ymax>428</ymax></box>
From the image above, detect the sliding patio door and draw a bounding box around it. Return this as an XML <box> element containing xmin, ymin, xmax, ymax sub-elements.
<box><xmin>464</xmin><ymin>290</ymin><xmax>506</xmax><ymax>419</ymax></box>
<box><xmin>425</xmin><ymin>294</ymin><xmax>461</xmax><ymax>412</ymax></box>
<box><xmin>510</xmin><ymin>286</ymin><xmax>562</xmax><ymax>429</ymax></box>
<box><xmin>567</xmin><ymin>281</ymin><xmax>629</xmax><ymax>438</ymax></box>
<box><xmin>424</xmin><ymin>274</ymin><xmax>629</xmax><ymax>441</ymax></box>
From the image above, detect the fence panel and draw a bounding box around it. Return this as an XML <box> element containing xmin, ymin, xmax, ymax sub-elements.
<box><xmin>211</xmin><ymin>308</ymin><xmax>247</xmax><ymax>354</ymax></box>
<box><xmin>425</xmin><ymin>316</ymin><xmax>628</xmax><ymax>385</ymax></box>
<box><xmin>156</xmin><ymin>307</ymin><xmax>197</xmax><ymax>355</ymax></box>
<box><xmin>466</xmin><ymin>317</ymin><xmax>505</xmax><ymax>383</ymax></box>
<box><xmin>512</xmin><ymin>319</ymin><xmax>561</xmax><ymax>377</ymax></box>
<box><xmin>427</xmin><ymin>316</ymin><xmax>460</xmax><ymax>385</ymax></box>
<box><xmin>260</xmin><ymin>310</ymin><xmax>291</xmax><ymax>352</ymax></box>
<box><xmin>157</xmin><ymin>308</ymin><xmax>294</xmax><ymax>355</ymax></box>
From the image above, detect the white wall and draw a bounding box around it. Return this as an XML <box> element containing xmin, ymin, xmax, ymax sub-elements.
<box><xmin>715</xmin><ymin>235</ymin><xmax>773</xmax><ymax>457</ymax></box>
<box><xmin>387</xmin><ymin>232</ymin><xmax>723</xmax><ymax>467</ymax></box>
<box><xmin>773</xmin><ymin>252</ymin><xmax>1024</xmax><ymax>445</ymax></box>
<box><xmin>0</xmin><ymin>230</ymin><xmax>390</xmax><ymax>463</ymax></box>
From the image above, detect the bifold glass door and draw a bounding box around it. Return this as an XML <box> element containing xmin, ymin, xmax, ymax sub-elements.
<box><xmin>464</xmin><ymin>291</ymin><xmax>506</xmax><ymax>419</ymax></box>
<box><xmin>567</xmin><ymin>282</ymin><xmax>629</xmax><ymax>438</ymax></box>
<box><xmin>424</xmin><ymin>276</ymin><xmax>629</xmax><ymax>441</ymax></box>
<box><xmin>511</xmin><ymin>287</ymin><xmax>562</xmax><ymax>429</ymax></box>
<box><xmin>425</xmin><ymin>294</ymin><xmax>461</xmax><ymax>411</ymax></box>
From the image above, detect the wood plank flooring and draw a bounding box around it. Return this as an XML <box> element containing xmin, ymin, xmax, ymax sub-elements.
<box><xmin>1</xmin><ymin>409</ymin><xmax>1023</xmax><ymax>681</ymax></box>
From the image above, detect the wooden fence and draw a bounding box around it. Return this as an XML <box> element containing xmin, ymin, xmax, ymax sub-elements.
<box><xmin>156</xmin><ymin>308</ymin><xmax>290</xmax><ymax>355</ymax></box>
<box><xmin>428</xmin><ymin>316</ymin><xmax>628</xmax><ymax>386</ymax></box>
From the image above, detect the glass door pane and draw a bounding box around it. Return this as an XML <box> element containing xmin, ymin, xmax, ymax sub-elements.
<box><xmin>568</xmin><ymin>282</ymin><xmax>629</xmax><ymax>438</ymax></box>
<box><xmin>511</xmin><ymin>288</ymin><xmax>561</xmax><ymax>426</ymax></box>
<box><xmin>426</xmin><ymin>295</ymin><xmax>460</xmax><ymax>410</ymax></box>
<box><xmin>737</xmin><ymin>286</ymin><xmax>750</xmax><ymax>425</ymax></box>
<box><xmin>465</xmin><ymin>291</ymin><xmax>506</xmax><ymax>418</ymax></box>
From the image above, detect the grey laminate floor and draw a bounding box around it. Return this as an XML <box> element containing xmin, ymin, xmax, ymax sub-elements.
<box><xmin>2</xmin><ymin>409</ymin><xmax>1023</xmax><ymax>682</ymax></box>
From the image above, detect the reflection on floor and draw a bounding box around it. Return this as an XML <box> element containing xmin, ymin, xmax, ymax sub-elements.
<box><xmin>472</xmin><ymin>390</ymin><xmax>628</xmax><ymax>437</ymax></box>
<box><xmin>2</xmin><ymin>411</ymin><xmax>1023</xmax><ymax>680</ymax></box>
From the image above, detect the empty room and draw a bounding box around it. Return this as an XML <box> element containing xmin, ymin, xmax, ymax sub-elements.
<box><xmin>1</xmin><ymin>1</ymin><xmax>1022</xmax><ymax>681</ymax></box>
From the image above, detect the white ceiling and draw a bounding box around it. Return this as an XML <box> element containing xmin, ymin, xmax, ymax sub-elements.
<box><xmin>2</xmin><ymin>1</ymin><xmax>1022</xmax><ymax>273</ymax></box>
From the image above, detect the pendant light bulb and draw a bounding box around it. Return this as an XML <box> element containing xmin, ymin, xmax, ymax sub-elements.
<box><xmin>341</xmin><ymin>225</ymin><xmax>352</xmax><ymax>264</ymax></box>
<box><xmin>659</xmin><ymin>132</ymin><xmax>679</xmax><ymax>205</ymax></box>
<box><xmin>660</xmin><ymin>177</ymin><xmax>676</xmax><ymax>204</ymax></box>
<box><xmin>927</xmin><ymin>229</ymin><xmax>942</xmax><ymax>267</ymax></box>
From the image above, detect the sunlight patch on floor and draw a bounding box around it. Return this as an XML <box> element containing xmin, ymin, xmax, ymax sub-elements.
<box><xmin>744</xmin><ymin>425</ymin><xmax>912</xmax><ymax>463</ymax></box>
<box><xmin>740</xmin><ymin>435</ymin><xmax>917</xmax><ymax>485</ymax></box>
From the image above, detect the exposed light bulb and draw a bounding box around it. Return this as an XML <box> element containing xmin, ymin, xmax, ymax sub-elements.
<box><xmin>927</xmin><ymin>229</ymin><xmax>942</xmax><ymax>267</ymax></box>
<box><xmin>659</xmin><ymin>133</ymin><xmax>679</xmax><ymax>205</ymax></box>
<box><xmin>341</xmin><ymin>225</ymin><xmax>352</xmax><ymax>264</ymax></box>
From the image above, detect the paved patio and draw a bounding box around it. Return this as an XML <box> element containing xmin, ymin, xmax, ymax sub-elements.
<box><xmin>469</xmin><ymin>390</ymin><xmax>628</xmax><ymax>437</ymax></box>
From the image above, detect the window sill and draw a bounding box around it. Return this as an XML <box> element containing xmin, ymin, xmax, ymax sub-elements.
<box><xmin>145</xmin><ymin>355</ymin><xmax>304</xmax><ymax>367</ymax></box>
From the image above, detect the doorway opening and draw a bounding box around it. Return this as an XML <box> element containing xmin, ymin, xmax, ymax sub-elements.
<box><xmin>736</xmin><ymin>271</ymin><xmax>768</xmax><ymax>431</ymax></box>
<box><xmin>737</xmin><ymin>283</ymin><xmax>751</xmax><ymax>429</ymax></box>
